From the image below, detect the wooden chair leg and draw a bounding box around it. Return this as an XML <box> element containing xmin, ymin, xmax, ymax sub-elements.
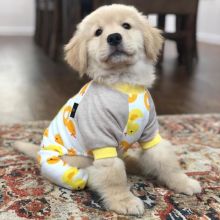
<box><xmin>176</xmin><ymin>15</ymin><xmax>184</xmax><ymax>64</ymax></box>
<box><xmin>184</xmin><ymin>15</ymin><xmax>195</xmax><ymax>73</ymax></box>
<box><xmin>193</xmin><ymin>0</ymin><xmax>199</xmax><ymax>60</ymax></box>
<box><xmin>157</xmin><ymin>14</ymin><xmax>166</xmax><ymax>65</ymax></box>
<box><xmin>49</xmin><ymin>0</ymin><xmax>62</xmax><ymax>60</ymax></box>
<box><xmin>35</xmin><ymin>0</ymin><xmax>46</xmax><ymax>47</ymax></box>
<box><xmin>193</xmin><ymin>14</ymin><xmax>198</xmax><ymax>60</ymax></box>
<box><xmin>81</xmin><ymin>0</ymin><xmax>93</xmax><ymax>18</ymax></box>
<box><xmin>34</xmin><ymin>0</ymin><xmax>41</xmax><ymax>45</ymax></box>
<box><xmin>42</xmin><ymin>0</ymin><xmax>50</xmax><ymax>53</ymax></box>
<box><xmin>194</xmin><ymin>34</ymin><xmax>198</xmax><ymax>60</ymax></box>
<box><xmin>176</xmin><ymin>14</ymin><xmax>198</xmax><ymax>65</ymax></box>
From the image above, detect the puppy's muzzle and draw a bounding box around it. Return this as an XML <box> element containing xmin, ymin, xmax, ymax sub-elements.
<box><xmin>107</xmin><ymin>33</ymin><xmax>122</xmax><ymax>46</ymax></box>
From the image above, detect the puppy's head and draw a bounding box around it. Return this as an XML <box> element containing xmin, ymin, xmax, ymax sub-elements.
<box><xmin>65</xmin><ymin>4</ymin><xmax>163</xmax><ymax>85</ymax></box>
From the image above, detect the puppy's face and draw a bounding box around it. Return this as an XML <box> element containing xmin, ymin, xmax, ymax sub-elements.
<box><xmin>87</xmin><ymin>12</ymin><xmax>144</xmax><ymax>69</ymax></box>
<box><xmin>65</xmin><ymin>4</ymin><xmax>163</xmax><ymax>79</ymax></box>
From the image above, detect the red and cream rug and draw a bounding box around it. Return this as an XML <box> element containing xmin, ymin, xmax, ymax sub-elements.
<box><xmin>0</xmin><ymin>114</ymin><xmax>220</xmax><ymax>219</ymax></box>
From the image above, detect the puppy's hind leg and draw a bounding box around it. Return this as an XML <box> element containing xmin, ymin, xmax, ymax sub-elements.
<box><xmin>13</xmin><ymin>141</ymin><xmax>39</xmax><ymax>159</ymax></box>
<box><xmin>13</xmin><ymin>141</ymin><xmax>93</xmax><ymax>169</ymax></box>
<box><xmin>86</xmin><ymin>157</ymin><xmax>144</xmax><ymax>216</ymax></box>
<box><xmin>140</xmin><ymin>139</ymin><xmax>202</xmax><ymax>195</ymax></box>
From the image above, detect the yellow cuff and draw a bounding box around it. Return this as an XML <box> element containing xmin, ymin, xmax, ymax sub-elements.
<box><xmin>92</xmin><ymin>147</ymin><xmax>118</xmax><ymax>160</ymax></box>
<box><xmin>141</xmin><ymin>133</ymin><xmax>162</xmax><ymax>150</ymax></box>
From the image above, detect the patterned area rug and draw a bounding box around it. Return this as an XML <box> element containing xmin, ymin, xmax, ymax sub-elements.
<box><xmin>0</xmin><ymin>114</ymin><xmax>220</xmax><ymax>220</ymax></box>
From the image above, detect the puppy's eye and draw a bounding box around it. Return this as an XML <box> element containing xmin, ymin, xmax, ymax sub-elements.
<box><xmin>122</xmin><ymin>23</ymin><xmax>131</xmax><ymax>30</ymax></box>
<box><xmin>95</xmin><ymin>28</ymin><xmax>103</xmax><ymax>36</ymax></box>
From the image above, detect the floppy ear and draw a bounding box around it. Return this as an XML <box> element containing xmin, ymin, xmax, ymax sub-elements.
<box><xmin>140</xmin><ymin>16</ymin><xmax>164</xmax><ymax>62</ymax></box>
<box><xmin>64</xmin><ymin>31</ymin><xmax>87</xmax><ymax>76</ymax></box>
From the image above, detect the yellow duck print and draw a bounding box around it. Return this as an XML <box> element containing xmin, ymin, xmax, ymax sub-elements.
<box><xmin>63</xmin><ymin>106</ymin><xmax>76</xmax><ymax>137</ymax></box>
<box><xmin>62</xmin><ymin>167</ymin><xmax>86</xmax><ymax>190</ymax></box>
<box><xmin>47</xmin><ymin>156</ymin><xmax>61</xmax><ymax>164</ymax></box>
<box><xmin>120</xmin><ymin>140</ymin><xmax>131</xmax><ymax>151</ymax></box>
<box><xmin>43</xmin><ymin>128</ymin><xmax>49</xmax><ymax>137</ymax></box>
<box><xmin>43</xmin><ymin>145</ymin><xmax>64</xmax><ymax>156</ymax></box>
<box><xmin>144</xmin><ymin>92</ymin><xmax>150</xmax><ymax>111</ymax></box>
<box><xmin>79</xmin><ymin>83</ymin><xmax>90</xmax><ymax>96</ymax></box>
<box><xmin>126</xmin><ymin>109</ymin><xmax>143</xmax><ymax>136</ymax></box>
<box><xmin>37</xmin><ymin>154</ymin><xmax>42</xmax><ymax>164</ymax></box>
<box><xmin>128</xmin><ymin>94</ymin><xmax>138</xmax><ymax>103</ymax></box>
<box><xmin>129</xmin><ymin>109</ymin><xmax>143</xmax><ymax>121</ymax></box>
<box><xmin>55</xmin><ymin>134</ymin><xmax>64</xmax><ymax>145</ymax></box>
<box><xmin>70</xmin><ymin>179</ymin><xmax>87</xmax><ymax>190</ymax></box>
<box><xmin>126</xmin><ymin>122</ymin><xmax>139</xmax><ymax>135</ymax></box>
<box><xmin>68</xmin><ymin>148</ymin><xmax>77</xmax><ymax>156</ymax></box>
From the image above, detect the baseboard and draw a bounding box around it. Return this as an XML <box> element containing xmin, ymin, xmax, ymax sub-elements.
<box><xmin>197</xmin><ymin>32</ymin><xmax>220</xmax><ymax>45</ymax></box>
<box><xmin>0</xmin><ymin>26</ymin><xmax>34</xmax><ymax>36</ymax></box>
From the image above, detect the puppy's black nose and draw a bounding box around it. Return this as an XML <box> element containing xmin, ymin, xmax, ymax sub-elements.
<box><xmin>107</xmin><ymin>33</ymin><xmax>122</xmax><ymax>46</ymax></box>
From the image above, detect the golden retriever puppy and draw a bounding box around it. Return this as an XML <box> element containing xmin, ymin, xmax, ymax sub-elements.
<box><xmin>14</xmin><ymin>4</ymin><xmax>201</xmax><ymax>216</ymax></box>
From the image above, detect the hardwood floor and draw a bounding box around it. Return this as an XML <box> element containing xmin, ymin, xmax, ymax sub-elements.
<box><xmin>0</xmin><ymin>36</ymin><xmax>220</xmax><ymax>124</ymax></box>
<box><xmin>152</xmin><ymin>41</ymin><xmax>220</xmax><ymax>114</ymax></box>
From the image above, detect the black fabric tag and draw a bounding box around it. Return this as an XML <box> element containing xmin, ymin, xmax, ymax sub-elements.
<box><xmin>70</xmin><ymin>103</ymin><xmax>79</xmax><ymax>118</ymax></box>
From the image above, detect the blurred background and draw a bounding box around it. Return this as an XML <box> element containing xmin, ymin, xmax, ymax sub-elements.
<box><xmin>0</xmin><ymin>0</ymin><xmax>220</xmax><ymax>124</ymax></box>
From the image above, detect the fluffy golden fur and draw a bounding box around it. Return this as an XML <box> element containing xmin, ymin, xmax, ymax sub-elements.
<box><xmin>14</xmin><ymin>4</ymin><xmax>201</xmax><ymax>216</ymax></box>
<box><xmin>65</xmin><ymin>4</ymin><xmax>163</xmax><ymax>87</ymax></box>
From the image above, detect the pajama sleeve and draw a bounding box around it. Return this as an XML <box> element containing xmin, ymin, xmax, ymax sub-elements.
<box><xmin>74</xmin><ymin>82</ymin><xmax>129</xmax><ymax>159</ymax></box>
<box><xmin>139</xmin><ymin>93</ymin><xmax>162</xmax><ymax>150</ymax></box>
<box><xmin>38</xmin><ymin>130</ymin><xmax>88</xmax><ymax>190</ymax></box>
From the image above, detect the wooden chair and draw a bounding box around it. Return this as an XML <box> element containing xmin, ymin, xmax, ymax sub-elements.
<box><xmin>62</xmin><ymin>0</ymin><xmax>93</xmax><ymax>43</ymax></box>
<box><xmin>47</xmin><ymin>0</ymin><xmax>62</xmax><ymax>59</ymax></box>
<box><xmin>34</xmin><ymin>0</ymin><xmax>46</xmax><ymax>46</ymax></box>
<box><xmin>35</xmin><ymin>0</ymin><xmax>96</xmax><ymax>60</ymax></box>
<box><xmin>156</xmin><ymin>2</ymin><xmax>199</xmax><ymax>70</ymax></box>
<box><xmin>34</xmin><ymin>0</ymin><xmax>62</xmax><ymax>60</ymax></box>
<box><xmin>62</xmin><ymin>0</ymin><xmax>82</xmax><ymax>45</ymax></box>
<box><xmin>93</xmin><ymin>0</ymin><xmax>199</xmax><ymax>71</ymax></box>
<box><xmin>41</xmin><ymin>0</ymin><xmax>52</xmax><ymax>53</ymax></box>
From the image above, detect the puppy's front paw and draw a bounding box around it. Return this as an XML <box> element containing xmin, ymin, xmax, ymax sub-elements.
<box><xmin>105</xmin><ymin>192</ymin><xmax>144</xmax><ymax>216</ymax></box>
<box><xmin>168</xmin><ymin>174</ymin><xmax>202</xmax><ymax>195</ymax></box>
<box><xmin>177</xmin><ymin>177</ymin><xmax>202</xmax><ymax>195</ymax></box>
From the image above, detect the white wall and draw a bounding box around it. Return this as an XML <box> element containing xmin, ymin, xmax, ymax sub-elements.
<box><xmin>197</xmin><ymin>0</ymin><xmax>220</xmax><ymax>44</ymax></box>
<box><xmin>0</xmin><ymin>0</ymin><xmax>35</xmax><ymax>35</ymax></box>
<box><xmin>0</xmin><ymin>0</ymin><xmax>219</xmax><ymax>44</ymax></box>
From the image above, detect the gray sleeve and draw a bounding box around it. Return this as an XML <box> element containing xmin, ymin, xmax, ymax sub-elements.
<box><xmin>75</xmin><ymin>83</ymin><xmax>128</xmax><ymax>150</ymax></box>
<box><xmin>139</xmin><ymin>93</ymin><xmax>159</xmax><ymax>143</ymax></box>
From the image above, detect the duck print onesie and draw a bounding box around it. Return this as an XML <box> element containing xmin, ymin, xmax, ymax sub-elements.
<box><xmin>38</xmin><ymin>81</ymin><xmax>162</xmax><ymax>190</ymax></box>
